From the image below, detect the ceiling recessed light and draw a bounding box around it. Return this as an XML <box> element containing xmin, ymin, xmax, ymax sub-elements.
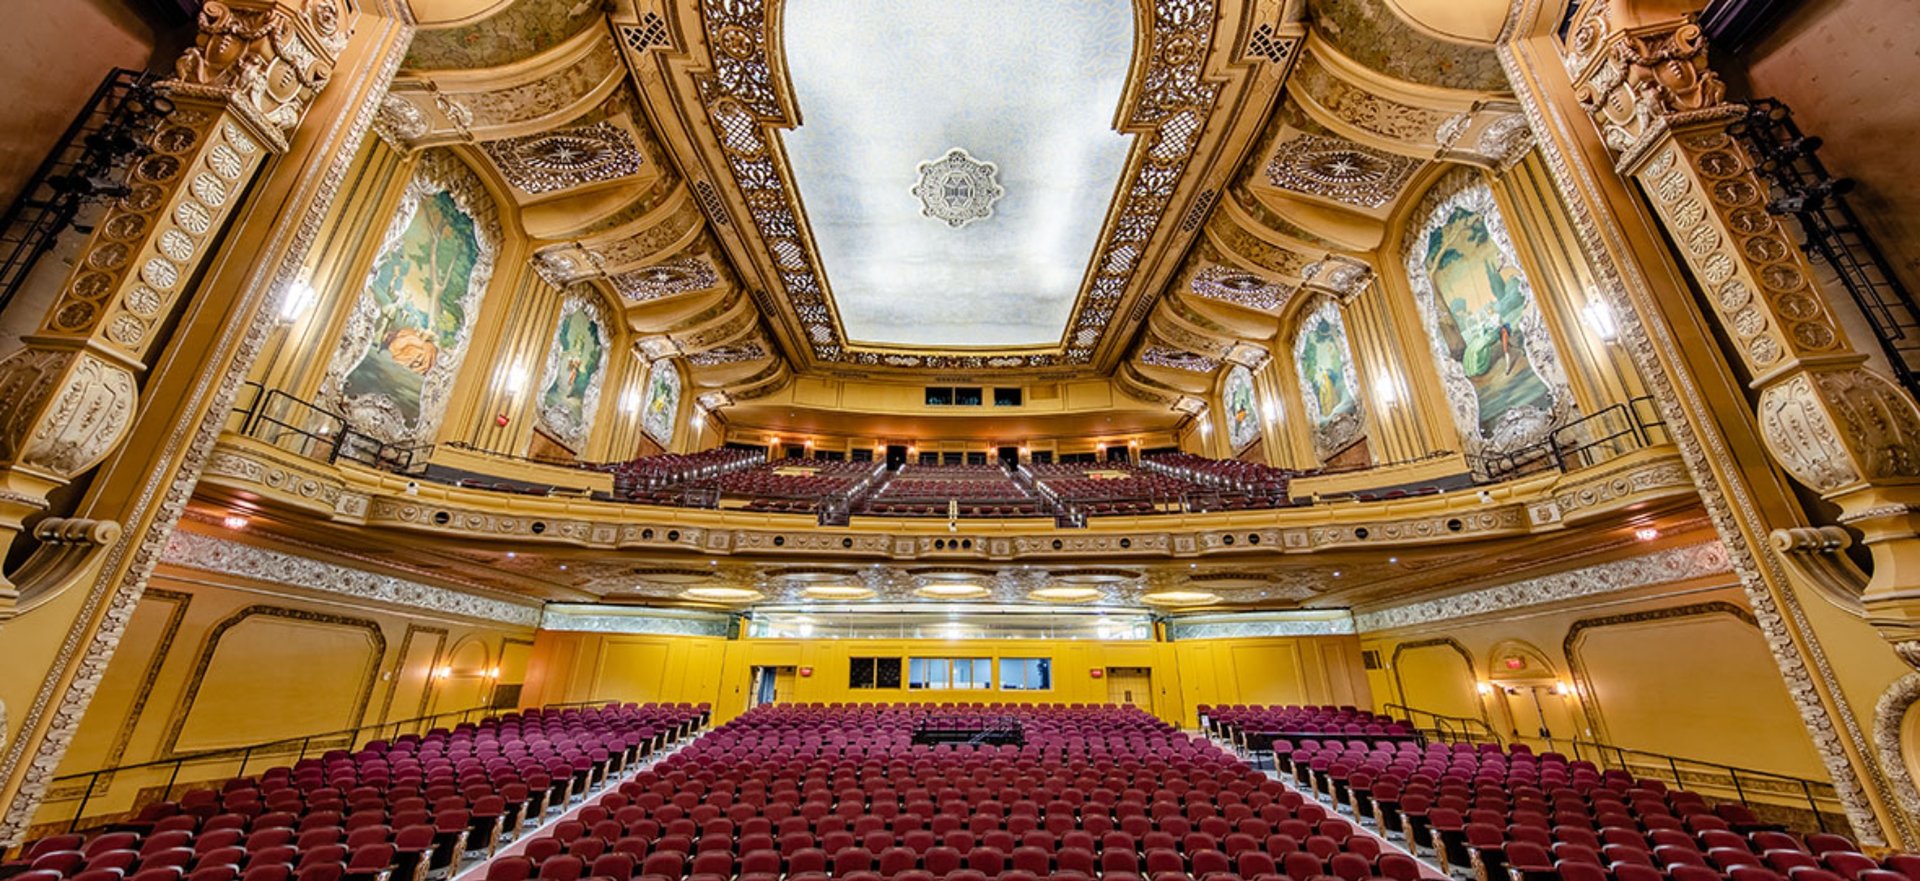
<box><xmin>914</xmin><ymin>583</ymin><xmax>990</xmax><ymax>600</ymax></box>
<box><xmin>1029</xmin><ymin>586</ymin><xmax>1102</xmax><ymax>603</ymax></box>
<box><xmin>1141</xmin><ymin>590</ymin><xmax>1221</xmax><ymax>607</ymax></box>
<box><xmin>803</xmin><ymin>584</ymin><xmax>875</xmax><ymax>600</ymax></box>
<box><xmin>682</xmin><ymin>586</ymin><xmax>762</xmax><ymax>603</ymax></box>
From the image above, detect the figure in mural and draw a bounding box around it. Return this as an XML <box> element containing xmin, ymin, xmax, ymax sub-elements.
<box><xmin>1294</xmin><ymin>297</ymin><xmax>1365</xmax><ymax>459</ymax></box>
<box><xmin>537</xmin><ymin>299</ymin><xmax>608</xmax><ymax>445</ymax></box>
<box><xmin>641</xmin><ymin>359</ymin><xmax>681</xmax><ymax>445</ymax></box>
<box><xmin>1420</xmin><ymin>201</ymin><xmax>1554</xmax><ymax>436</ymax></box>
<box><xmin>340</xmin><ymin>190</ymin><xmax>481</xmax><ymax>425</ymax></box>
<box><xmin>1223</xmin><ymin>365</ymin><xmax>1260</xmax><ymax>452</ymax></box>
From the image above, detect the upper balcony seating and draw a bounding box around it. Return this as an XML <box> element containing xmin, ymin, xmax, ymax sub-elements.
<box><xmin>861</xmin><ymin>466</ymin><xmax>1044</xmax><ymax>518</ymax></box>
<box><xmin>487</xmin><ymin>703</ymin><xmax>1441</xmax><ymax>881</ymax></box>
<box><xmin>0</xmin><ymin>705</ymin><xmax>709</xmax><ymax>881</ymax></box>
<box><xmin>1025</xmin><ymin>463</ymin><xmax>1200</xmax><ymax>516</ymax></box>
<box><xmin>599</xmin><ymin>449</ymin><xmax>765</xmax><ymax>501</ymax></box>
<box><xmin>698</xmin><ymin>460</ymin><xmax>882</xmax><ymax>514</ymax></box>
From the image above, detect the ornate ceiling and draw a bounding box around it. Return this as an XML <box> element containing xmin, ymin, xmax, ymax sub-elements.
<box><xmin>376</xmin><ymin>0</ymin><xmax>1532</xmax><ymax>418</ymax></box>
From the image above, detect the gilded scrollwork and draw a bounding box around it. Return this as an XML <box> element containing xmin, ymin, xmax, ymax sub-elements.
<box><xmin>168</xmin><ymin>0</ymin><xmax>345</xmax><ymax>151</ymax></box>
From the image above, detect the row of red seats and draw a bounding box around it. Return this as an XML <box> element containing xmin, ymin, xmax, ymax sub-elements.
<box><xmin>1237</xmin><ymin>710</ymin><xmax>1920</xmax><ymax>881</ymax></box>
<box><xmin>2</xmin><ymin>705</ymin><xmax>709</xmax><ymax>881</ymax></box>
<box><xmin>486</xmin><ymin>704</ymin><xmax>1421</xmax><ymax>881</ymax></box>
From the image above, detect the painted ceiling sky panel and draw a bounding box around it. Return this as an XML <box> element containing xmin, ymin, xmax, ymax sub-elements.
<box><xmin>782</xmin><ymin>0</ymin><xmax>1136</xmax><ymax>348</ymax></box>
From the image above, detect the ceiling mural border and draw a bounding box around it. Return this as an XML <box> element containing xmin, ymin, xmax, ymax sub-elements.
<box><xmin>649</xmin><ymin>0</ymin><xmax>1287</xmax><ymax>376</ymax></box>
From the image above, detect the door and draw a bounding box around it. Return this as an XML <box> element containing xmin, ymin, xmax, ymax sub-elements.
<box><xmin>1107</xmin><ymin>667</ymin><xmax>1154</xmax><ymax>714</ymax></box>
<box><xmin>998</xmin><ymin>447</ymin><xmax>1020</xmax><ymax>468</ymax></box>
<box><xmin>886</xmin><ymin>445</ymin><xmax>907</xmax><ymax>469</ymax></box>
<box><xmin>750</xmin><ymin>666</ymin><xmax>795</xmax><ymax>706</ymax></box>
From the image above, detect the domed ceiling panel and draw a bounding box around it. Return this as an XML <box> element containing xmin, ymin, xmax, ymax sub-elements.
<box><xmin>781</xmin><ymin>0</ymin><xmax>1134</xmax><ymax>349</ymax></box>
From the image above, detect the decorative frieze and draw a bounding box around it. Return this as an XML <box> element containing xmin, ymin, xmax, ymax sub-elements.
<box><xmin>1353</xmin><ymin>541</ymin><xmax>1733</xmax><ymax>632</ymax></box>
<box><xmin>161</xmin><ymin>529</ymin><xmax>542</xmax><ymax>626</ymax></box>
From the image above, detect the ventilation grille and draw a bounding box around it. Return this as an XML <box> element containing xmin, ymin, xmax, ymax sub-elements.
<box><xmin>621</xmin><ymin>12</ymin><xmax>671</xmax><ymax>52</ymax></box>
<box><xmin>1361</xmin><ymin>649</ymin><xmax>1384</xmax><ymax>671</ymax></box>
<box><xmin>694</xmin><ymin>180</ymin><xmax>732</xmax><ymax>226</ymax></box>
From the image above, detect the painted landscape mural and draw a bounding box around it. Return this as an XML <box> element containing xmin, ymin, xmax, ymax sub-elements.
<box><xmin>1223</xmin><ymin>364</ymin><xmax>1260</xmax><ymax>452</ymax></box>
<box><xmin>1405</xmin><ymin>171</ymin><xmax>1566</xmax><ymax>455</ymax></box>
<box><xmin>324</xmin><ymin>152</ymin><xmax>498</xmax><ymax>445</ymax></box>
<box><xmin>537</xmin><ymin>296</ymin><xmax>609</xmax><ymax>447</ymax></box>
<box><xmin>642</xmin><ymin>358</ymin><xmax>681</xmax><ymax>445</ymax></box>
<box><xmin>1294</xmin><ymin>296</ymin><xmax>1364</xmax><ymax>459</ymax></box>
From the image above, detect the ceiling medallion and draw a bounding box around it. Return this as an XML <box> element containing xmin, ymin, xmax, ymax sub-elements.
<box><xmin>1191</xmin><ymin>264</ymin><xmax>1293</xmax><ymax>312</ymax></box>
<box><xmin>482</xmin><ymin>120</ymin><xmax>643</xmax><ymax>195</ymax></box>
<box><xmin>609</xmin><ymin>257</ymin><xmax>719</xmax><ymax>302</ymax></box>
<box><xmin>1264</xmin><ymin>133</ymin><xmax>1418</xmax><ymax>209</ymax></box>
<box><xmin>911</xmin><ymin>148</ymin><xmax>1004</xmax><ymax>229</ymax></box>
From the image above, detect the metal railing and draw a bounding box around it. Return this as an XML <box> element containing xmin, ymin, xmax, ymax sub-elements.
<box><xmin>45</xmin><ymin>699</ymin><xmax>641</xmax><ymax>836</ymax></box>
<box><xmin>229</xmin><ymin>382</ymin><xmax>432</xmax><ymax>475</ymax></box>
<box><xmin>1382</xmin><ymin>703</ymin><xmax>1503</xmax><ymax>745</ymax></box>
<box><xmin>1539</xmin><ymin>736</ymin><xmax>1843</xmax><ymax>833</ymax></box>
<box><xmin>0</xmin><ymin>68</ymin><xmax>174</xmax><ymax>313</ymax></box>
<box><xmin>1470</xmin><ymin>395</ymin><xmax>1668</xmax><ymax>482</ymax></box>
<box><xmin>1733</xmin><ymin>99</ymin><xmax>1920</xmax><ymax>402</ymax></box>
<box><xmin>48</xmin><ymin>704</ymin><xmax>498</xmax><ymax>833</ymax></box>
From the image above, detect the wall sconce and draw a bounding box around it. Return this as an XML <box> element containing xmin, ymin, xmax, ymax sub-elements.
<box><xmin>487</xmin><ymin>667</ymin><xmax>502</xmax><ymax>679</ymax></box>
<box><xmin>1475</xmin><ymin>681</ymin><xmax>1494</xmax><ymax>695</ymax></box>
<box><xmin>1553</xmin><ymin>681</ymin><xmax>1573</xmax><ymax>696</ymax></box>
<box><xmin>434</xmin><ymin>665</ymin><xmax>453</xmax><ymax>679</ymax></box>
<box><xmin>278</xmin><ymin>279</ymin><xmax>318</xmax><ymax>325</ymax></box>
<box><xmin>502</xmin><ymin>364</ymin><xmax>529</xmax><ymax>397</ymax></box>
<box><xmin>1375</xmin><ymin>372</ymin><xmax>1399</xmax><ymax>407</ymax></box>
<box><xmin>1584</xmin><ymin>300</ymin><xmax>1620</xmax><ymax>343</ymax></box>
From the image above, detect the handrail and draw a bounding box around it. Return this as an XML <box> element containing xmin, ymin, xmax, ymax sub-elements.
<box><xmin>1540</xmin><ymin>736</ymin><xmax>1842</xmax><ymax>833</ymax></box>
<box><xmin>1381</xmin><ymin>703</ymin><xmax>1503</xmax><ymax>745</ymax></box>
<box><xmin>46</xmin><ymin>699</ymin><xmax>639</xmax><ymax>834</ymax></box>
<box><xmin>49</xmin><ymin>703</ymin><xmax>497</xmax><ymax>832</ymax></box>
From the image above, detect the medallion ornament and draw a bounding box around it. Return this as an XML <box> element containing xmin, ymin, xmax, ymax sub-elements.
<box><xmin>911</xmin><ymin>148</ymin><xmax>1004</xmax><ymax>229</ymax></box>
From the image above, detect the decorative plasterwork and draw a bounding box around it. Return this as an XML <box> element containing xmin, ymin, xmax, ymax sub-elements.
<box><xmin>1191</xmin><ymin>264</ymin><xmax>1295</xmax><ymax>312</ymax></box>
<box><xmin>910</xmin><ymin>148</ymin><xmax>1005</xmax><ymax>229</ymax></box>
<box><xmin>1264</xmin><ymin>131</ymin><xmax>1419</xmax><ymax>209</ymax></box>
<box><xmin>1308</xmin><ymin>0</ymin><xmax>1507</xmax><ymax>92</ymax></box>
<box><xmin>481</xmin><ymin>119</ymin><xmax>643</xmax><ymax>194</ymax></box>
<box><xmin>161</xmin><ymin>530</ymin><xmax>543</xmax><ymax>627</ymax></box>
<box><xmin>1402</xmin><ymin>168</ymin><xmax>1573</xmax><ymax>458</ymax></box>
<box><xmin>610</xmin><ymin>257</ymin><xmax>720</xmax><ymax>303</ymax></box>
<box><xmin>1501</xmin><ymin>0</ymin><xmax>1895</xmax><ymax>842</ymax></box>
<box><xmin>1290</xmin><ymin>49</ymin><xmax>1458</xmax><ymax>150</ymax></box>
<box><xmin>318</xmin><ymin>150</ymin><xmax>501</xmax><ymax>446</ymax></box>
<box><xmin>1301</xmin><ymin>254</ymin><xmax>1374</xmax><ymax>298</ymax></box>
<box><xmin>687</xmin><ymin>0</ymin><xmax>1235</xmax><ymax>371</ymax></box>
<box><xmin>1140</xmin><ymin>345</ymin><xmax>1221</xmax><ymax>373</ymax></box>
<box><xmin>404</xmin><ymin>0</ymin><xmax>604</xmax><ymax>70</ymax></box>
<box><xmin>688</xmin><ymin>341</ymin><xmax>766</xmax><ymax>367</ymax></box>
<box><xmin>1167</xmin><ymin>614</ymin><xmax>1356</xmax><ymax>639</ymax></box>
<box><xmin>539</xmin><ymin>607</ymin><xmax>731</xmax><ymax>636</ymax></box>
<box><xmin>1352</xmin><ymin>541</ymin><xmax>1732</xmax><ymax>632</ymax></box>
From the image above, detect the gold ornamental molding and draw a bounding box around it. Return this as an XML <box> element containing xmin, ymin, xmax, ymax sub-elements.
<box><xmin>622</xmin><ymin>0</ymin><xmax>1300</xmax><ymax>377</ymax></box>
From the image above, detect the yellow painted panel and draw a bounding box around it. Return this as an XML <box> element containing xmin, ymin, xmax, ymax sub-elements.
<box><xmin>174</xmin><ymin>617</ymin><xmax>379</xmax><ymax>752</ymax></box>
<box><xmin>597</xmin><ymin>640</ymin><xmax>673</xmax><ymax>703</ymax></box>
<box><xmin>1393</xmin><ymin>643</ymin><xmax>1481</xmax><ymax>721</ymax></box>
<box><xmin>1228</xmin><ymin>643</ymin><xmax>1305</xmax><ymax>705</ymax></box>
<box><xmin>1575</xmin><ymin>614</ymin><xmax>1826</xmax><ymax>777</ymax></box>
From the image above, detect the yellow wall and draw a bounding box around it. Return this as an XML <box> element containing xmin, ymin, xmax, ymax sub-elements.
<box><xmin>1360</xmin><ymin>583</ymin><xmax>1829</xmax><ymax>780</ymax></box>
<box><xmin>519</xmin><ymin>632</ymin><xmax>1371</xmax><ymax>730</ymax></box>
<box><xmin>34</xmin><ymin>566</ymin><xmax>536</xmax><ymax>836</ymax></box>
